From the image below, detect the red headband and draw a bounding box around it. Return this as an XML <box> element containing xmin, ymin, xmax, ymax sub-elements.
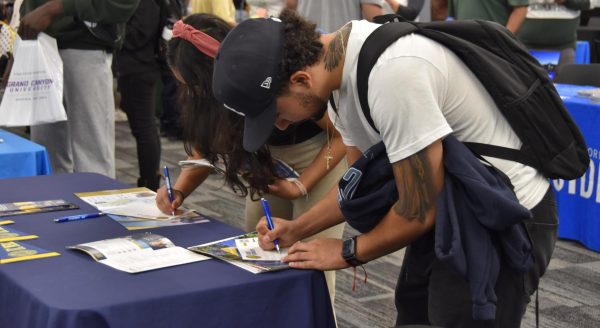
<box><xmin>172</xmin><ymin>20</ymin><xmax>220</xmax><ymax>58</ymax></box>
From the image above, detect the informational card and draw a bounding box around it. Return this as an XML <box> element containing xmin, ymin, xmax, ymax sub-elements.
<box><xmin>235</xmin><ymin>237</ymin><xmax>287</xmax><ymax>261</ymax></box>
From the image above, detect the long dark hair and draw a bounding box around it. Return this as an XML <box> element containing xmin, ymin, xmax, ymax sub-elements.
<box><xmin>167</xmin><ymin>13</ymin><xmax>277</xmax><ymax>198</ymax></box>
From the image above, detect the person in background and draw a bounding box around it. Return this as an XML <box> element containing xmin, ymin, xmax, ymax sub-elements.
<box><xmin>158</xmin><ymin>0</ymin><xmax>186</xmax><ymax>141</ymax></box>
<box><xmin>234</xmin><ymin>0</ymin><xmax>249</xmax><ymax>22</ymax></box>
<box><xmin>18</xmin><ymin>0</ymin><xmax>140</xmax><ymax>178</ymax></box>
<box><xmin>247</xmin><ymin>0</ymin><xmax>284</xmax><ymax>18</ymax></box>
<box><xmin>188</xmin><ymin>0</ymin><xmax>236</xmax><ymax>25</ymax></box>
<box><xmin>154</xmin><ymin>13</ymin><xmax>347</xmax><ymax>305</ymax></box>
<box><xmin>517</xmin><ymin>0</ymin><xmax>600</xmax><ymax>68</ymax></box>
<box><xmin>115</xmin><ymin>0</ymin><xmax>163</xmax><ymax>191</ymax></box>
<box><xmin>286</xmin><ymin>0</ymin><xmax>384</xmax><ymax>32</ymax></box>
<box><xmin>433</xmin><ymin>0</ymin><xmax>529</xmax><ymax>34</ymax></box>
<box><xmin>383</xmin><ymin>0</ymin><xmax>425</xmax><ymax>20</ymax></box>
<box><xmin>211</xmin><ymin>9</ymin><xmax>557</xmax><ymax>327</ymax></box>
<box><xmin>10</xmin><ymin>0</ymin><xmax>21</xmax><ymax>30</ymax></box>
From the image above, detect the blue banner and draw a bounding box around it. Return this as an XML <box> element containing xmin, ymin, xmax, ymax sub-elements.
<box><xmin>554</xmin><ymin>84</ymin><xmax>600</xmax><ymax>252</ymax></box>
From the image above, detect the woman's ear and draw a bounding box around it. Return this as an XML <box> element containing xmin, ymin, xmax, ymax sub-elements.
<box><xmin>289</xmin><ymin>71</ymin><xmax>312</xmax><ymax>89</ymax></box>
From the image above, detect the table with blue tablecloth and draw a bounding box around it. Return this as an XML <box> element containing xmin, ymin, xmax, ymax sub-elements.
<box><xmin>554</xmin><ymin>84</ymin><xmax>600</xmax><ymax>252</ymax></box>
<box><xmin>0</xmin><ymin>173</ymin><xmax>335</xmax><ymax>328</ymax></box>
<box><xmin>0</xmin><ymin>129</ymin><xmax>51</xmax><ymax>178</ymax></box>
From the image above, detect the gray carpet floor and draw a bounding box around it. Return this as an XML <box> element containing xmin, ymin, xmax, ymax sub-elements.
<box><xmin>114</xmin><ymin>121</ymin><xmax>600</xmax><ymax>328</ymax></box>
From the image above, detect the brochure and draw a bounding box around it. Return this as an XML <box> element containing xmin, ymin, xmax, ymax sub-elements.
<box><xmin>68</xmin><ymin>233</ymin><xmax>209</xmax><ymax>273</ymax></box>
<box><xmin>74</xmin><ymin>188</ymin><xmax>210</xmax><ymax>230</ymax></box>
<box><xmin>272</xmin><ymin>158</ymin><xmax>300</xmax><ymax>180</ymax></box>
<box><xmin>0</xmin><ymin>199</ymin><xmax>78</xmax><ymax>217</ymax></box>
<box><xmin>188</xmin><ymin>232</ymin><xmax>289</xmax><ymax>274</ymax></box>
<box><xmin>0</xmin><ymin>241</ymin><xmax>60</xmax><ymax>264</ymax></box>
<box><xmin>180</xmin><ymin>158</ymin><xmax>299</xmax><ymax>180</ymax></box>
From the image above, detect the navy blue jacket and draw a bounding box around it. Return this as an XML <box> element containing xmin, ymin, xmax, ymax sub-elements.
<box><xmin>434</xmin><ymin>136</ymin><xmax>533</xmax><ymax>320</ymax></box>
<box><xmin>338</xmin><ymin>136</ymin><xmax>534</xmax><ymax>320</ymax></box>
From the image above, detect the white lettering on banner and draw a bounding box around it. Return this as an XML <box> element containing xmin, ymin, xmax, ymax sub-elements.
<box><xmin>553</xmin><ymin>148</ymin><xmax>600</xmax><ymax>203</ymax></box>
<box><xmin>589</xmin><ymin>147</ymin><xmax>600</xmax><ymax>161</ymax></box>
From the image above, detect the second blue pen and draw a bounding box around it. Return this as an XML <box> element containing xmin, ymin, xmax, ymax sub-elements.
<box><xmin>54</xmin><ymin>212</ymin><xmax>104</xmax><ymax>223</ymax></box>
<box><xmin>260</xmin><ymin>197</ymin><xmax>281</xmax><ymax>254</ymax></box>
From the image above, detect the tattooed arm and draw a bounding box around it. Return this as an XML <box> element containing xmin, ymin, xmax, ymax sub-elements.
<box><xmin>282</xmin><ymin>140</ymin><xmax>444</xmax><ymax>271</ymax></box>
<box><xmin>354</xmin><ymin>139</ymin><xmax>443</xmax><ymax>262</ymax></box>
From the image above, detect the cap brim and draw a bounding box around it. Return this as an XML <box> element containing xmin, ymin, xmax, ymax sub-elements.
<box><xmin>243</xmin><ymin>101</ymin><xmax>277</xmax><ymax>152</ymax></box>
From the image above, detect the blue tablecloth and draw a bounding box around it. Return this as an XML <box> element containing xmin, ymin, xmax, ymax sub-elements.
<box><xmin>554</xmin><ymin>84</ymin><xmax>600</xmax><ymax>252</ymax></box>
<box><xmin>0</xmin><ymin>129</ymin><xmax>51</xmax><ymax>178</ymax></box>
<box><xmin>0</xmin><ymin>173</ymin><xmax>335</xmax><ymax>328</ymax></box>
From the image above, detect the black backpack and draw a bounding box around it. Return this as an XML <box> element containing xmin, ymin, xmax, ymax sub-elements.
<box><xmin>356</xmin><ymin>15</ymin><xmax>589</xmax><ymax>180</ymax></box>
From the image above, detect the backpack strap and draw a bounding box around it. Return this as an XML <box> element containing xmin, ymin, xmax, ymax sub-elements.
<box><xmin>357</xmin><ymin>21</ymin><xmax>417</xmax><ymax>134</ymax></box>
<box><xmin>462</xmin><ymin>142</ymin><xmax>539</xmax><ymax>169</ymax></box>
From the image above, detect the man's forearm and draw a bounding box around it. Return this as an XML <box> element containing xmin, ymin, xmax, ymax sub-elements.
<box><xmin>355</xmin><ymin>206</ymin><xmax>435</xmax><ymax>263</ymax></box>
<box><xmin>292</xmin><ymin>185</ymin><xmax>345</xmax><ymax>240</ymax></box>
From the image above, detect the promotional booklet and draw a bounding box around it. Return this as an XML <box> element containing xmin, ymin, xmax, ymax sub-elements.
<box><xmin>188</xmin><ymin>232</ymin><xmax>289</xmax><ymax>274</ymax></box>
<box><xmin>0</xmin><ymin>240</ymin><xmax>60</xmax><ymax>264</ymax></box>
<box><xmin>68</xmin><ymin>233</ymin><xmax>209</xmax><ymax>273</ymax></box>
<box><xmin>0</xmin><ymin>199</ymin><xmax>78</xmax><ymax>217</ymax></box>
<box><xmin>74</xmin><ymin>188</ymin><xmax>210</xmax><ymax>230</ymax></box>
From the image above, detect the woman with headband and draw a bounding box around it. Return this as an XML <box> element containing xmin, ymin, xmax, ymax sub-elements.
<box><xmin>154</xmin><ymin>13</ymin><xmax>347</xmax><ymax>305</ymax></box>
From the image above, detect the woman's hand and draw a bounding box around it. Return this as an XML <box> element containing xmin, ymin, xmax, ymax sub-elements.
<box><xmin>155</xmin><ymin>186</ymin><xmax>185</xmax><ymax>214</ymax></box>
<box><xmin>284</xmin><ymin>238</ymin><xmax>349</xmax><ymax>271</ymax></box>
<box><xmin>267</xmin><ymin>178</ymin><xmax>303</xmax><ymax>200</ymax></box>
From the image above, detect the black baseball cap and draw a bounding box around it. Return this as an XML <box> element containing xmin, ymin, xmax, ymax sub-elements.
<box><xmin>212</xmin><ymin>17</ymin><xmax>284</xmax><ymax>152</ymax></box>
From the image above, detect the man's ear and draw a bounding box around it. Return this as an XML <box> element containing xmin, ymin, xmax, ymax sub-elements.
<box><xmin>289</xmin><ymin>71</ymin><xmax>312</xmax><ymax>89</ymax></box>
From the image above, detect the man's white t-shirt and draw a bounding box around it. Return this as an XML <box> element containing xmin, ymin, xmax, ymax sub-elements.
<box><xmin>329</xmin><ymin>20</ymin><xmax>549</xmax><ymax>209</ymax></box>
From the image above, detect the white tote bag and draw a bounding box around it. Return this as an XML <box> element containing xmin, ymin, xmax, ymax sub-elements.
<box><xmin>0</xmin><ymin>33</ymin><xmax>66</xmax><ymax>126</ymax></box>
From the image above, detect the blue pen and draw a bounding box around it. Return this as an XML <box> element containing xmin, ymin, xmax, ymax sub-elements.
<box><xmin>54</xmin><ymin>212</ymin><xmax>104</xmax><ymax>223</ymax></box>
<box><xmin>163</xmin><ymin>165</ymin><xmax>175</xmax><ymax>216</ymax></box>
<box><xmin>260</xmin><ymin>197</ymin><xmax>281</xmax><ymax>254</ymax></box>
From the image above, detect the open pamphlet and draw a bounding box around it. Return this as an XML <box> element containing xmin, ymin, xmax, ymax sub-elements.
<box><xmin>68</xmin><ymin>233</ymin><xmax>209</xmax><ymax>273</ymax></box>
<box><xmin>75</xmin><ymin>188</ymin><xmax>210</xmax><ymax>230</ymax></box>
<box><xmin>188</xmin><ymin>232</ymin><xmax>289</xmax><ymax>274</ymax></box>
<box><xmin>179</xmin><ymin>158</ymin><xmax>299</xmax><ymax>180</ymax></box>
<box><xmin>0</xmin><ymin>240</ymin><xmax>60</xmax><ymax>264</ymax></box>
<box><xmin>0</xmin><ymin>199</ymin><xmax>78</xmax><ymax>217</ymax></box>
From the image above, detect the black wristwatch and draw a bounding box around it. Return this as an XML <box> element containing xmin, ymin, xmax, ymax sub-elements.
<box><xmin>341</xmin><ymin>236</ymin><xmax>364</xmax><ymax>267</ymax></box>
